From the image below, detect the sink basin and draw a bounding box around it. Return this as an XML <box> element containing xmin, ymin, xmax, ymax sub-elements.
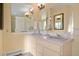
<box><xmin>43</xmin><ymin>35</ymin><xmax>67</xmax><ymax>41</ymax></box>
<box><xmin>48</xmin><ymin>36</ymin><xmax>64</xmax><ymax>39</ymax></box>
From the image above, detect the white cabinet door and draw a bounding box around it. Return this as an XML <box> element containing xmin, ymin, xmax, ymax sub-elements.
<box><xmin>26</xmin><ymin>35</ymin><xmax>72</xmax><ymax>56</ymax></box>
<box><xmin>26</xmin><ymin>35</ymin><xmax>37</xmax><ymax>56</ymax></box>
<box><xmin>36</xmin><ymin>42</ymin><xmax>43</xmax><ymax>56</ymax></box>
<box><xmin>44</xmin><ymin>48</ymin><xmax>60</xmax><ymax>56</ymax></box>
<box><xmin>30</xmin><ymin>36</ymin><xmax>37</xmax><ymax>56</ymax></box>
<box><xmin>36</xmin><ymin>51</ymin><xmax>43</xmax><ymax>56</ymax></box>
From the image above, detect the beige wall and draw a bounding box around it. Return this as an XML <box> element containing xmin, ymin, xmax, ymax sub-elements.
<box><xmin>72</xmin><ymin>4</ymin><xmax>79</xmax><ymax>56</ymax></box>
<box><xmin>0</xmin><ymin>30</ymin><xmax>3</xmax><ymax>55</ymax></box>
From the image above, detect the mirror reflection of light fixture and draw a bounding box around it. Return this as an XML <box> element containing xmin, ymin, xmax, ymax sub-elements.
<box><xmin>25</xmin><ymin>8</ymin><xmax>34</xmax><ymax>17</ymax></box>
<box><xmin>37</xmin><ymin>3</ymin><xmax>45</xmax><ymax>10</ymax></box>
<box><xmin>25</xmin><ymin>12</ymin><xmax>30</xmax><ymax>17</ymax></box>
<box><xmin>49</xmin><ymin>16</ymin><xmax>52</xmax><ymax>20</ymax></box>
<box><xmin>29</xmin><ymin>8</ymin><xmax>34</xmax><ymax>14</ymax></box>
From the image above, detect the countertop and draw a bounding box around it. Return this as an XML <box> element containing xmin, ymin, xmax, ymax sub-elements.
<box><xmin>29</xmin><ymin>33</ymin><xmax>73</xmax><ymax>46</ymax></box>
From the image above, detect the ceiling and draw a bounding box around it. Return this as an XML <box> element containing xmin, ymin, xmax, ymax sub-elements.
<box><xmin>11</xmin><ymin>3</ymin><xmax>76</xmax><ymax>17</ymax></box>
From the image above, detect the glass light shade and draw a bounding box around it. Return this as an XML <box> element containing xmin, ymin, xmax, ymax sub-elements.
<box><xmin>25</xmin><ymin>12</ymin><xmax>30</xmax><ymax>17</ymax></box>
<box><xmin>37</xmin><ymin>3</ymin><xmax>45</xmax><ymax>10</ymax></box>
<box><xmin>29</xmin><ymin>8</ymin><xmax>34</xmax><ymax>14</ymax></box>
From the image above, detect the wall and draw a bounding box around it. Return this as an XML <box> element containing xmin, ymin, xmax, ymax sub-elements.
<box><xmin>0</xmin><ymin>30</ymin><xmax>3</xmax><ymax>55</ymax></box>
<box><xmin>72</xmin><ymin>4</ymin><xmax>79</xmax><ymax>56</ymax></box>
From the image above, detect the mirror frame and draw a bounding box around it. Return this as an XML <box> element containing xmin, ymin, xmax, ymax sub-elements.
<box><xmin>54</xmin><ymin>13</ymin><xmax>64</xmax><ymax>30</ymax></box>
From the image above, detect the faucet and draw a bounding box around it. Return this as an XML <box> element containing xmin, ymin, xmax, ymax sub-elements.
<box><xmin>56</xmin><ymin>33</ymin><xmax>61</xmax><ymax>37</ymax></box>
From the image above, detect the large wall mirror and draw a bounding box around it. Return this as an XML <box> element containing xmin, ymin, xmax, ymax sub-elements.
<box><xmin>54</xmin><ymin>13</ymin><xmax>64</xmax><ymax>30</ymax></box>
<box><xmin>11</xmin><ymin>3</ymin><xmax>48</xmax><ymax>33</ymax></box>
<box><xmin>11</xmin><ymin>4</ymin><xmax>35</xmax><ymax>32</ymax></box>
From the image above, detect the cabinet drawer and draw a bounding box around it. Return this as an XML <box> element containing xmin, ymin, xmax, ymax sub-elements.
<box><xmin>36</xmin><ymin>44</ymin><xmax>43</xmax><ymax>53</ymax></box>
<box><xmin>36</xmin><ymin>51</ymin><xmax>43</xmax><ymax>56</ymax></box>
<box><xmin>44</xmin><ymin>48</ymin><xmax>60</xmax><ymax>56</ymax></box>
<box><xmin>31</xmin><ymin>47</ymin><xmax>36</xmax><ymax>56</ymax></box>
<box><xmin>44</xmin><ymin>41</ymin><xmax>61</xmax><ymax>52</ymax></box>
<box><xmin>37</xmin><ymin>39</ymin><xmax>61</xmax><ymax>52</ymax></box>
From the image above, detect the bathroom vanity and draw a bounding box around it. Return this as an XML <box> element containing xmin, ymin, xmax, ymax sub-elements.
<box><xmin>26</xmin><ymin>33</ymin><xmax>72</xmax><ymax>56</ymax></box>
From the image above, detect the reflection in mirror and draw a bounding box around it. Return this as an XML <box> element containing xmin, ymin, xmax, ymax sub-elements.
<box><xmin>54</xmin><ymin>13</ymin><xmax>64</xmax><ymax>30</ymax></box>
<box><xmin>39</xmin><ymin>9</ymin><xmax>47</xmax><ymax>32</ymax></box>
<box><xmin>46</xmin><ymin>16</ymin><xmax>53</xmax><ymax>30</ymax></box>
<box><xmin>11</xmin><ymin>15</ymin><xmax>35</xmax><ymax>32</ymax></box>
<box><xmin>11</xmin><ymin>4</ymin><xmax>35</xmax><ymax>32</ymax></box>
<box><xmin>39</xmin><ymin>9</ymin><xmax>53</xmax><ymax>32</ymax></box>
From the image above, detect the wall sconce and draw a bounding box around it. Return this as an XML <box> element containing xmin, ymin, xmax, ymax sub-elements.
<box><xmin>37</xmin><ymin>3</ymin><xmax>45</xmax><ymax>10</ymax></box>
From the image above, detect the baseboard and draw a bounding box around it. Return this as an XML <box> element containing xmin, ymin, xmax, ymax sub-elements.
<box><xmin>23</xmin><ymin>52</ymin><xmax>33</xmax><ymax>56</ymax></box>
<box><xmin>4</xmin><ymin>50</ymin><xmax>23</xmax><ymax>56</ymax></box>
<box><xmin>1</xmin><ymin>50</ymin><xmax>33</xmax><ymax>56</ymax></box>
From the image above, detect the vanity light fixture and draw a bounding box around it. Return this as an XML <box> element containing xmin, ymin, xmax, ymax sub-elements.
<box><xmin>37</xmin><ymin>3</ymin><xmax>45</xmax><ymax>10</ymax></box>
